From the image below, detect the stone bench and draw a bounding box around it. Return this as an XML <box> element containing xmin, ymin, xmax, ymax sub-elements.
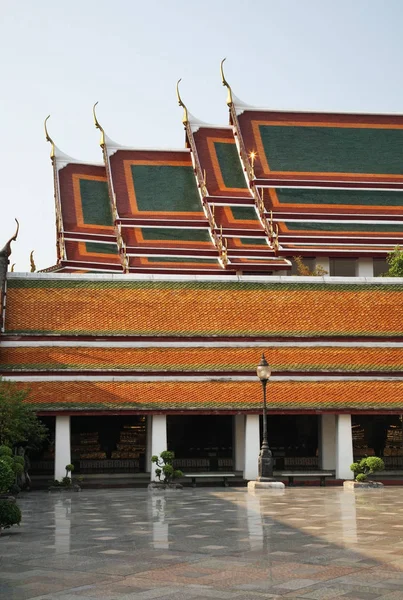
<box><xmin>182</xmin><ymin>473</ymin><xmax>236</xmax><ymax>487</ymax></box>
<box><xmin>279</xmin><ymin>471</ymin><xmax>334</xmax><ymax>487</ymax></box>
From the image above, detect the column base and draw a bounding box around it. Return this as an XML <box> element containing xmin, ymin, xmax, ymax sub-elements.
<box><xmin>248</xmin><ymin>480</ymin><xmax>285</xmax><ymax>491</ymax></box>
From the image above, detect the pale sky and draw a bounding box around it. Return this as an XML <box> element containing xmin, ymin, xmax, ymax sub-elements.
<box><xmin>1</xmin><ymin>0</ymin><xmax>403</xmax><ymax>271</ymax></box>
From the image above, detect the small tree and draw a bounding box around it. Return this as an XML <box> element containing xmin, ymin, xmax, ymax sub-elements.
<box><xmin>350</xmin><ymin>456</ymin><xmax>385</xmax><ymax>482</ymax></box>
<box><xmin>0</xmin><ymin>446</ymin><xmax>24</xmax><ymax>493</ymax></box>
<box><xmin>0</xmin><ymin>446</ymin><xmax>22</xmax><ymax>530</ymax></box>
<box><xmin>293</xmin><ymin>256</ymin><xmax>328</xmax><ymax>276</ymax></box>
<box><xmin>0</xmin><ymin>379</ymin><xmax>48</xmax><ymax>449</ymax></box>
<box><xmin>385</xmin><ymin>246</ymin><xmax>403</xmax><ymax>277</ymax></box>
<box><xmin>0</xmin><ymin>459</ymin><xmax>14</xmax><ymax>495</ymax></box>
<box><xmin>151</xmin><ymin>451</ymin><xmax>183</xmax><ymax>484</ymax></box>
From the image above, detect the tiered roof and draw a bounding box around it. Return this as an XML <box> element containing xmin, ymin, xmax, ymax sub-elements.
<box><xmin>45</xmin><ymin>62</ymin><xmax>403</xmax><ymax>275</ymax></box>
<box><xmin>2</xmin><ymin>273</ymin><xmax>403</xmax><ymax>412</ymax></box>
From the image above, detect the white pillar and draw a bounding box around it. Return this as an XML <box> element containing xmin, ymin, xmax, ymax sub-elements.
<box><xmin>145</xmin><ymin>415</ymin><xmax>152</xmax><ymax>473</ymax></box>
<box><xmin>356</xmin><ymin>257</ymin><xmax>374</xmax><ymax>278</ymax></box>
<box><xmin>151</xmin><ymin>415</ymin><xmax>167</xmax><ymax>481</ymax></box>
<box><xmin>335</xmin><ymin>414</ymin><xmax>354</xmax><ymax>480</ymax></box>
<box><xmin>54</xmin><ymin>415</ymin><xmax>71</xmax><ymax>481</ymax></box>
<box><xmin>234</xmin><ymin>415</ymin><xmax>245</xmax><ymax>472</ymax></box>
<box><xmin>244</xmin><ymin>415</ymin><xmax>260</xmax><ymax>481</ymax></box>
<box><xmin>314</xmin><ymin>257</ymin><xmax>330</xmax><ymax>275</ymax></box>
<box><xmin>320</xmin><ymin>414</ymin><xmax>336</xmax><ymax>470</ymax></box>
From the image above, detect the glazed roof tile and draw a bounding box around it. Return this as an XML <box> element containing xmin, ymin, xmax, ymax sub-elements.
<box><xmin>236</xmin><ymin>110</ymin><xmax>403</xmax><ymax>186</ymax></box>
<box><xmin>16</xmin><ymin>379</ymin><xmax>403</xmax><ymax>411</ymax></box>
<box><xmin>2</xmin><ymin>346</ymin><xmax>403</xmax><ymax>373</ymax></box>
<box><xmin>5</xmin><ymin>278</ymin><xmax>403</xmax><ymax>338</ymax></box>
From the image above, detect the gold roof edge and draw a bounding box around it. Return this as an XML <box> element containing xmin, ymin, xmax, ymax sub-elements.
<box><xmin>93</xmin><ymin>101</ymin><xmax>105</xmax><ymax>146</ymax></box>
<box><xmin>44</xmin><ymin>115</ymin><xmax>55</xmax><ymax>160</ymax></box>
<box><xmin>220</xmin><ymin>58</ymin><xmax>233</xmax><ymax>106</ymax></box>
<box><xmin>1</xmin><ymin>218</ymin><xmax>19</xmax><ymax>257</ymax></box>
<box><xmin>176</xmin><ymin>79</ymin><xmax>189</xmax><ymax>124</ymax></box>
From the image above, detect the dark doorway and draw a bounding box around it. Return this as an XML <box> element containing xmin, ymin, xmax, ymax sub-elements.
<box><xmin>352</xmin><ymin>415</ymin><xmax>403</xmax><ymax>469</ymax></box>
<box><xmin>265</xmin><ymin>415</ymin><xmax>319</xmax><ymax>470</ymax></box>
<box><xmin>167</xmin><ymin>415</ymin><xmax>233</xmax><ymax>472</ymax></box>
<box><xmin>71</xmin><ymin>415</ymin><xmax>146</xmax><ymax>473</ymax></box>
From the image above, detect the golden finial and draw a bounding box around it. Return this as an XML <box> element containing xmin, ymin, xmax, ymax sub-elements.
<box><xmin>249</xmin><ymin>151</ymin><xmax>257</xmax><ymax>178</ymax></box>
<box><xmin>93</xmin><ymin>102</ymin><xmax>105</xmax><ymax>146</ymax></box>
<box><xmin>30</xmin><ymin>251</ymin><xmax>36</xmax><ymax>273</ymax></box>
<box><xmin>274</xmin><ymin>224</ymin><xmax>279</xmax><ymax>253</ymax></box>
<box><xmin>1</xmin><ymin>219</ymin><xmax>19</xmax><ymax>257</ymax></box>
<box><xmin>11</xmin><ymin>264</ymin><xmax>15</xmax><ymax>272</ymax></box>
<box><xmin>44</xmin><ymin>115</ymin><xmax>55</xmax><ymax>159</ymax></box>
<box><xmin>220</xmin><ymin>58</ymin><xmax>233</xmax><ymax>106</ymax></box>
<box><xmin>176</xmin><ymin>79</ymin><xmax>189</xmax><ymax>124</ymax></box>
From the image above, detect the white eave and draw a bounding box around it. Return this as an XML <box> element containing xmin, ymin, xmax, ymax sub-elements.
<box><xmin>53</xmin><ymin>145</ymin><xmax>103</xmax><ymax>172</ymax></box>
<box><xmin>232</xmin><ymin>94</ymin><xmax>403</xmax><ymax>119</ymax></box>
<box><xmin>187</xmin><ymin>111</ymin><xmax>231</xmax><ymax>134</ymax></box>
<box><xmin>104</xmin><ymin>131</ymin><xmax>190</xmax><ymax>158</ymax></box>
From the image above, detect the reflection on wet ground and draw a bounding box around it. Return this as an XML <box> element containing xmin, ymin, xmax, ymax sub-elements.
<box><xmin>1</xmin><ymin>487</ymin><xmax>403</xmax><ymax>599</ymax></box>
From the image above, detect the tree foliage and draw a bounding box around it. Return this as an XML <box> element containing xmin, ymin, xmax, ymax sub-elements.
<box><xmin>0</xmin><ymin>460</ymin><xmax>14</xmax><ymax>494</ymax></box>
<box><xmin>292</xmin><ymin>256</ymin><xmax>328</xmax><ymax>276</ymax></box>
<box><xmin>151</xmin><ymin>451</ymin><xmax>183</xmax><ymax>484</ymax></box>
<box><xmin>0</xmin><ymin>499</ymin><xmax>21</xmax><ymax>529</ymax></box>
<box><xmin>385</xmin><ymin>246</ymin><xmax>403</xmax><ymax>277</ymax></box>
<box><xmin>350</xmin><ymin>456</ymin><xmax>385</xmax><ymax>481</ymax></box>
<box><xmin>0</xmin><ymin>379</ymin><xmax>48</xmax><ymax>449</ymax></box>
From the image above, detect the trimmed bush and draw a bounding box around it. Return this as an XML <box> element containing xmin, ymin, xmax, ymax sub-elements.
<box><xmin>0</xmin><ymin>446</ymin><xmax>12</xmax><ymax>458</ymax></box>
<box><xmin>0</xmin><ymin>460</ymin><xmax>14</xmax><ymax>494</ymax></box>
<box><xmin>350</xmin><ymin>456</ymin><xmax>385</xmax><ymax>481</ymax></box>
<box><xmin>151</xmin><ymin>451</ymin><xmax>183</xmax><ymax>484</ymax></box>
<box><xmin>0</xmin><ymin>499</ymin><xmax>21</xmax><ymax>529</ymax></box>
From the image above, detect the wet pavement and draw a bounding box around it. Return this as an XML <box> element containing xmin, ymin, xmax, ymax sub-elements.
<box><xmin>1</xmin><ymin>487</ymin><xmax>403</xmax><ymax>599</ymax></box>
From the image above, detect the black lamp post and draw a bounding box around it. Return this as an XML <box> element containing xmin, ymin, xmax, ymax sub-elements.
<box><xmin>256</xmin><ymin>353</ymin><xmax>274</xmax><ymax>481</ymax></box>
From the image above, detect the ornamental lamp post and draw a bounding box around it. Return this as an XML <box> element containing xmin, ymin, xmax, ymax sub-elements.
<box><xmin>256</xmin><ymin>353</ymin><xmax>274</xmax><ymax>481</ymax></box>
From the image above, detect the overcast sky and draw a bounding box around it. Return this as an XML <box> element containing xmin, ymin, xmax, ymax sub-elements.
<box><xmin>1</xmin><ymin>0</ymin><xmax>403</xmax><ymax>271</ymax></box>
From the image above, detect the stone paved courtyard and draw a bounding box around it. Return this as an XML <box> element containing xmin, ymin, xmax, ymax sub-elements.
<box><xmin>2</xmin><ymin>487</ymin><xmax>403</xmax><ymax>599</ymax></box>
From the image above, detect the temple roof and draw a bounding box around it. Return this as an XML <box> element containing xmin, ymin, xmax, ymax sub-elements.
<box><xmin>5</xmin><ymin>275</ymin><xmax>403</xmax><ymax>338</ymax></box>
<box><xmin>3</xmin><ymin>273</ymin><xmax>403</xmax><ymax>412</ymax></box>
<box><xmin>8</xmin><ymin>379</ymin><xmax>403</xmax><ymax>412</ymax></box>
<box><xmin>2</xmin><ymin>345</ymin><xmax>403</xmax><ymax>374</ymax></box>
<box><xmin>44</xmin><ymin>70</ymin><xmax>403</xmax><ymax>274</ymax></box>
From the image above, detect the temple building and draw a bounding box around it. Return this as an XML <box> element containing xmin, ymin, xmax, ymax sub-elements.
<box><xmin>1</xmin><ymin>62</ymin><xmax>403</xmax><ymax>485</ymax></box>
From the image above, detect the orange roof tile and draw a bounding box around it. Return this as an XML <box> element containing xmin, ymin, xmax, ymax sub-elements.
<box><xmin>2</xmin><ymin>346</ymin><xmax>403</xmax><ymax>373</ymax></box>
<box><xmin>16</xmin><ymin>380</ymin><xmax>403</xmax><ymax>411</ymax></box>
<box><xmin>5</xmin><ymin>279</ymin><xmax>403</xmax><ymax>337</ymax></box>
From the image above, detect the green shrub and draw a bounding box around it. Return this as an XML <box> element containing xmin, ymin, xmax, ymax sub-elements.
<box><xmin>365</xmin><ymin>457</ymin><xmax>385</xmax><ymax>473</ymax></box>
<box><xmin>0</xmin><ymin>500</ymin><xmax>21</xmax><ymax>529</ymax></box>
<box><xmin>151</xmin><ymin>451</ymin><xmax>183</xmax><ymax>484</ymax></box>
<box><xmin>350</xmin><ymin>456</ymin><xmax>385</xmax><ymax>481</ymax></box>
<box><xmin>0</xmin><ymin>460</ymin><xmax>14</xmax><ymax>494</ymax></box>
<box><xmin>0</xmin><ymin>446</ymin><xmax>12</xmax><ymax>458</ymax></box>
<box><xmin>0</xmin><ymin>455</ymin><xmax>13</xmax><ymax>468</ymax></box>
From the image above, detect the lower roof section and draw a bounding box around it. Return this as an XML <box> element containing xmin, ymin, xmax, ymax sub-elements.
<box><xmin>15</xmin><ymin>379</ymin><xmax>403</xmax><ymax>412</ymax></box>
<box><xmin>2</xmin><ymin>345</ymin><xmax>403</xmax><ymax>373</ymax></box>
